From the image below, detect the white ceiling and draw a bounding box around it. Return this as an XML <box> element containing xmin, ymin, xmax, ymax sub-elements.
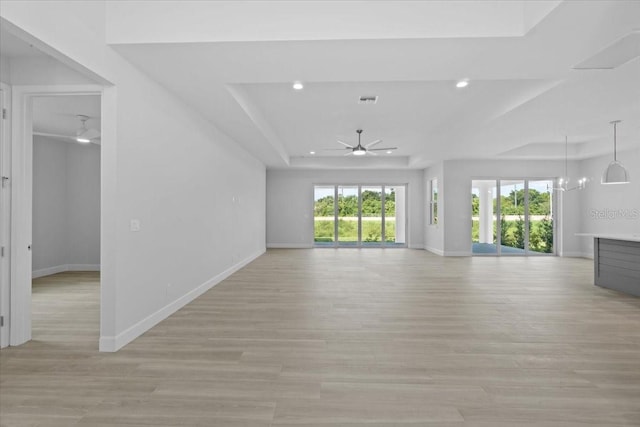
<box><xmin>0</xmin><ymin>28</ymin><xmax>42</xmax><ymax>58</ymax></box>
<box><xmin>107</xmin><ymin>0</ymin><xmax>640</xmax><ymax>169</ymax></box>
<box><xmin>0</xmin><ymin>26</ymin><xmax>101</xmax><ymax>141</ymax></box>
<box><xmin>4</xmin><ymin>1</ymin><xmax>639</xmax><ymax>169</ymax></box>
<box><xmin>32</xmin><ymin>96</ymin><xmax>101</xmax><ymax>141</ymax></box>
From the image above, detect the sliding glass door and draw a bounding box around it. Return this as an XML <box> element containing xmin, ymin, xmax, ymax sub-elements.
<box><xmin>337</xmin><ymin>186</ymin><xmax>359</xmax><ymax>246</ymax></box>
<box><xmin>471</xmin><ymin>179</ymin><xmax>555</xmax><ymax>256</ymax></box>
<box><xmin>500</xmin><ymin>180</ymin><xmax>525</xmax><ymax>254</ymax></box>
<box><xmin>385</xmin><ymin>186</ymin><xmax>406</xmax><ymax>246</ymax></box>
<box><xmin>314</xmin><ymin>184</ymin><xmax>407</xmax><ymax>248</ymax></box>
<box><xmin>361</xmin><ymin>186</ymin><xmax>383</xmax><ymax>246</ymax></box>
<box><xmin>528</xmin><ymin>180</ymin><xmax>554</xmax><ymax>254</ymax></box>
<box><xmin>314</xmin><ymin>186</ymin><xmax>335</xmax><ymax>246</ymax></box>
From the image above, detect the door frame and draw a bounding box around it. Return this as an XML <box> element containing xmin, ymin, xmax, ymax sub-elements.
<box><xmin>470</xmin><ymin>177</ymin><xmax>558</xmax><ymax>256</ymax></box>
<box><xmin>0</xmin><ymin>82</ymin><xmax>11</xmax><ymax>348</ymax></box>
<box><xmin>313</xmin><ymin>183</ymin><xmax>409</xmax><ymax>248</ymax></box>
<box><xmin>9</xmin><ymin>85</ymin><xmax>105</xmax><ymax>346</ymax></box>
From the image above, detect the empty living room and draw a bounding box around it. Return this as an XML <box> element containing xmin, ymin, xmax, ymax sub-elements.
<box><xmin>1</xmin><ymin>1</ymin><xmax>639</xmax><ymax>426</ymax></box>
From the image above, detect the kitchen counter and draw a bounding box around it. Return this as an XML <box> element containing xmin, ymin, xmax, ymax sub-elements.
<box><xmin>575</xmin><ymin>233</ymin><xmax>640</xmax><ymax>242</ymax></box>
<box><xmin>576</xmin><ymin>234</ymin><xmax>640</xmax><ymax>297</ymax></box>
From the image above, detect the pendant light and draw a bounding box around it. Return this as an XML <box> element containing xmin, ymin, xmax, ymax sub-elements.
<box><xmin>555</xmin><ymin>135</ymin><xmax>587</xmax><ymax>192</ymax></box>
<box><xmin>602</xmin><ymin>120</ymin><xmax>630</xmax><ymax>185</ymax></box>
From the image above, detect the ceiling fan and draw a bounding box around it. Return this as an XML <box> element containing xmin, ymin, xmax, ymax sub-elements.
<box><xmin>33</xmin><ymin>115</ymin><xmax>101</xmax><ymax>145</ymax></box>
<box><xmin>326</xmin><ymin>129</ymin><xmax>397</xmax><ymax>156</ymax></box>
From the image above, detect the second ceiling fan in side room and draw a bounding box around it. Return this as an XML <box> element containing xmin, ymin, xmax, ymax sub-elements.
<box><xmin>33</xmin><ymin>114</ymin><xmax>101</xmax><ymax>145</ymax></box>
<box><xmin>325</xmin><ymin>129</ymin><xmax>397</xmax><ymax>156</ymax></box>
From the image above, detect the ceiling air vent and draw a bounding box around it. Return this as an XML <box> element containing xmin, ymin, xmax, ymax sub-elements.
<box><xmin>358</xmin><ymin>95</ymin><xmax>378</xmax><ymax>105</ymax></box>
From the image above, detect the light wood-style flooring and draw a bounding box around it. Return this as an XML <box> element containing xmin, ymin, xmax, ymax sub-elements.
<box><xmin>1</xmin><ymin>249</ymin><xmax>640</xmax><ymax>426</ymax></box>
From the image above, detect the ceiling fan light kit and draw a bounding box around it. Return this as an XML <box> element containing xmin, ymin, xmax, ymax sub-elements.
<box><xmin>602</xmin><ymin>120</ymin><xmax>630</xmax><ymax>185</ymax></box>
<box><xmin>75</xmin><ymin>114</ymin><xmax>100</xmax><ymax>143</ymax></box>
<box><xmin>33</xmin><ymin>114</ymin><xmax>101</xmax><ymax>145</ymax></box>
<box><xmin>328</xmin><ymin>129</ymin><xmax>397</xmax><ymax>156</ymax></box>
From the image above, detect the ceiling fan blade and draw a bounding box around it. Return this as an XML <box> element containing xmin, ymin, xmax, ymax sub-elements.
<box><xmin>337</xmin><ymin>139</ymin><xmax>354</xmax><ymax>148</ymax></box>
<box><xmin>364</xmin><ymin>139</ymin><xmax>382</xmax><ymax>148</ymax></box>
<box><xmin>78</xmin><ymin>128</ymin><xmax>101</xmax><ymax>140</ymax></box>
<box><xmin>366</xmin><ymin>150</ymin><xmax>378</xmax><ymax>156</ymax></box>
<box><xmin>322</xmin><ymin>148</ymin><xmax>350</xmax><ymax>151</ymax></box>
<box><xmin>34</xmin><ymin>131</ymin><xmax>101</xmax><ymax>145</ymax></box>
<box><xmin>343</xmin><ymin>151</ymin><xmax>354</xmax><ymax>156</ymax></box>
<box><xmin>369</xmin><ymin>147</ymin><xmax>398</xmax><ymax>151</ymax></box>
<box><xmin>33</xmin><ymin>131</ymin><xmax>75</xmax><ymax>141</ymax></box>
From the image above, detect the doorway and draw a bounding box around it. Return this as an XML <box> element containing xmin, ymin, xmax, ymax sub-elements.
<box><xmin>8</xmin><ymin>86</ymin><xmax>105</xmax><ymax>348</ymax></box>
<box><xmin>471</xmin><ymin>179</ymin><xmax>555</xmax><ymax>255</ymax></box>
<box><xmin>30</xmin><ymin>95</ymin><xmax>101</xmax><ymax>344</ymax></box>
<box><xmin>314</xmin><ymin>184</ymin><xmax>407</xmax><ymax>248</ymax></box>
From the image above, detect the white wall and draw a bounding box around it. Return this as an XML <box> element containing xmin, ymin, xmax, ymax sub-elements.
<box><xmin>2</xmin><ymin>2</ymin><xmax>266</xmax><ymax>351</ymax></box>
<box><xmin>32</xmin><ymin>137</ymin><xmax>69</xmax><ymax>273</ymax></box>
<box><xmin>32</xmin><ymin>136</ymin><xmax>102</xmax><ymax>277</ymax></box>
<box><xmin>0</xmin><ymin>57</ymin><xmax>10</xmax><ymax>84</ymax></box>
<box><xmin>66</xmin><ymin>140</ymin><xmax>101</xmax><ymax>267</ymax></box>
<box><xmin>1</xmin><ymin>56</ymin><xmax>97</xmax><ymax>86</ymax></box>
<box><xmin>267</xmin><ymin>168</ymin><xmax>424</xmax><ymax>248</ymax></box>
<box><xmin>576</xmin><ymin>147</ymin><xmax>640</xmax><ymax>256</ymax></box>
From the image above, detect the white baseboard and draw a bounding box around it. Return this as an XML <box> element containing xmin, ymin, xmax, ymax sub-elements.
<box><xmin>32</xmin><ymin>265</ymin><xmax>67</xmax><ymax>279</ymax></box>
<box><xmin>267</xmin><ymin>243</ymin><xmax>314</xmax><ymax>249</ymax></box>
<box><xmin>32</xmin><ymin>264</ymin><xmax>100</xmax><ymax>278</ymax></box>
<box><xmin>99</xmin><ymin>249</ymin><xmax>265</xmax><ymax>352</ymax></box>
<box><xmin>424</xmin><ymin>246</ymin><xmax>444</xmax><ymax>256</ymax></box>
<box><xmin>408</xmin><ymin>243</ymin><xmax>424</xmax><ymax>250</ymax></box>
<box><xmin>560</xmin><ymin>251</ymin><xmax>593</xmax><ymax>258</ymax></box>
<box><xmin>444</xmin><ymin>251</ymin><xmax>472</xmax><ymax>257</ymax></box>
<box><xmin>67</xmin><ymin>264</ymin><xmax>100</xmax><ymax>271</ymax></box>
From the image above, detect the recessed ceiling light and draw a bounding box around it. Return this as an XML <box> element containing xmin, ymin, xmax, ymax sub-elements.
<box><xmin>309</xmin><ymin>151</ymin><xmax>315</xmax><ymax>155</ymax></box>
<box><xmin>386</xmin><ymin>150</ymin><xmax>393</xmax><ymax>154</ymax></box>
<box><xmin>292</xmin><ymin>81</ymin><xmax>304</xmax><ymax>90</ymax></box>
<box><xmin>76</xmin><ymin>137</ymin><xmax>91</xmax><ymax>143</ymax></box>
<box><xmin>456</xmin><ymin>79</ymin><xmax>469</xmax><ymax>88</ymax></box>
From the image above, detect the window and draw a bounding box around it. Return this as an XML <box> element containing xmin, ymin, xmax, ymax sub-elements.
<box><xmin>471</xmin><ymin>179</ymin><xmax>554</xmax><ymax>255</ymax></box>
<box><xmin>314</xmin><ymin>184</ymin><xmax>407</xmax><ymax>247</ymax></box>
<box><xmin>313</xmin><ymin>186</ymin><xmax>335</xmax><ymax>246</ymax></box>
<box><xmin>429</xmin><ymin>179</ymin><xmax>438</xmax><ymax>225</ymax></box>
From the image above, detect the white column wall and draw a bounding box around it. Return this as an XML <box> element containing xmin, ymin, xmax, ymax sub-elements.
<box><xmin>478</xmin><ymin>182</ymin><xmax>494</xmax><ymax>244</ymax></box>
